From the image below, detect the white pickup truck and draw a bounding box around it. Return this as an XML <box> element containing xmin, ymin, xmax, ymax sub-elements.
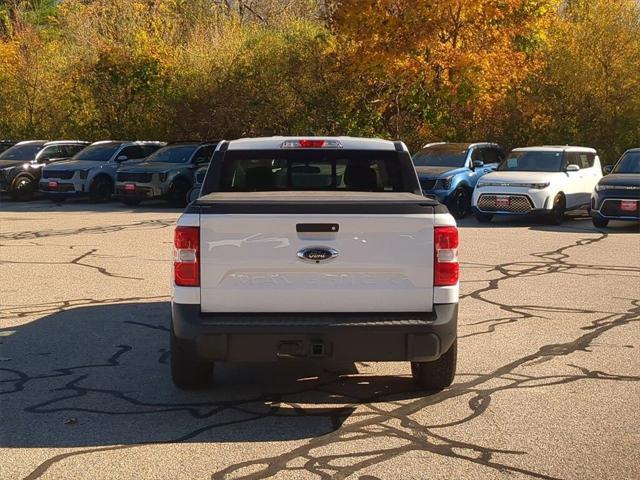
<box><xmin>171</xmin><ymin>137</ymin><xmax>459</xmax><ymax>391</ymax></box>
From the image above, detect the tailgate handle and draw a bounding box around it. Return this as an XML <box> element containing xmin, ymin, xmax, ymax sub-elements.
<box><xmin>296</xmin><ymin>223</ymin><xmax>339</xmax><ymax>233</ymax></box>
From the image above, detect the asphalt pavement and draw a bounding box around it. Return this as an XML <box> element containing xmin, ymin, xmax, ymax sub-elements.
<box><xmin>1</xmin><ymin>199</ymin><xmax>639</xmax><ymax>480</ymax></box>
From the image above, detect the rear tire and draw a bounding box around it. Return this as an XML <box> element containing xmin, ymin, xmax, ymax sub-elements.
<box><xmin>448</xmin><ymin>187</ymin><xmax>471</xmax><ymax>219</ymax></box>
<box><xmin>475</xmin><ymin>212</ymin><xmax>493</xmax><ymax>223</ymax></box>
<box><xmin>170</xmin><ymin>324</ymin><xmax>213</xmax><ymax>389</ymax></box>
<box><xmin>89</xmin><ymin>177</ymin><xmax>113</xmax><ymax>203</ymax></box>
<box><xmin>411</xmin><ymin>339</ymin><xmax>457</xmax><ymax>391</ymax></box>
<box><xmin>592</xmin><ymin>215</ymin><xmax>609</xmax><ymax>228</ymax></box>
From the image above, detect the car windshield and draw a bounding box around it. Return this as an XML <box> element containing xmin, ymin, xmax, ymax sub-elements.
<box><xmin>499</xmin><ymin>151</ymin><xmax>563</xmax><ymax>172</ymax></box>
<box><xmin>147</xmin><ymin>145</ymin><xmax>198</xmax><ymax>163</ymax></box>
<box><xmin>412</xmin><ymin>145</ymin><xmax>468</xmax><ymax>168</ymax></box>
<box><xmin>0</xmin><ymin>143</ymin><xmax>44</xmax><ymax>161</ymax></box>
<box><xmin>72</xmin><ymin>143</ymin><xmax>121</xmax><ymax>161</ymax></box>
<box><xmin>218</xmin><ymin>150</ymin><xmax>405</xmax><ymax>192</ymax></box>
<box><xmin>612</xmin><ymin>151</ymin><xmax>640</xmax><ymax>174</ymax></box>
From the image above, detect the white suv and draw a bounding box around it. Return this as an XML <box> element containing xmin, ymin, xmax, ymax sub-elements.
<box><xmin>472</xmin><ymin>146</ymin><xmax>602</xmax><ymax>224</ymax></box>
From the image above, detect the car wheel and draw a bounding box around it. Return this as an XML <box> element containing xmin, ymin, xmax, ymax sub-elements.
<box><xmin>122</xmin><ymin>197</ymin><xmax>141</xmax><ymax>206</ymax></box>
<box><xmin>548</xmin><ymin>194</ymin><xmax>565</xmax><ymax>225</ymax></box>
<box><xmin>448</xmin><ymin>187</ymin><xmax>471</xmax><ymax>219</ymax></box>
<box><xmin>411</xmin><ymin>339</ymin><xmax>457</xmax><ymax>391</ymax></box>
<box><xmin>474</xmin><ymin>211</ymin><xmax>493</xmax><ymax>223</ymax></box>
<box><xmin>11</xmin><ymin>175</ymin><xmax>35</xmax><ymax>201</ymax></box>
<box><xmin>89</xmin><ymin>177</ymin><xmax>113</xmax><ymax>203</ymax></box>
<box><xmin>168</xmin><ymin>180</ymin><xmax>190</xmax><ymax>208</ymax></box>
<box><xmin>170</xmin><ymin>324</ymin><xmax>213</xmax><ymax>389</ymax></box>
<box><xmin>592</xmin><ymin>215</ymin><xmax>609</xmax><ymax>228</ymax></box>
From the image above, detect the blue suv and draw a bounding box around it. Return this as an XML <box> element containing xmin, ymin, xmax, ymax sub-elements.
<box><xmin>412</xmin><ymin>142</ymin><xmax>505</xmax><ymax>218</ymax></box>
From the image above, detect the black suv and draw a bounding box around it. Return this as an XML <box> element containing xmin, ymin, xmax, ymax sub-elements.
<box><xmin>591</xmin><ymin>148</ymin><xmax>640</xmax><ymax>227</ymax></box>
<box><xmin>0</xmin><ymin>140</ymin><xmax>89</xmax><ymax>200</ymax></box>
<box><xmin>115</xmin><ymin>142</ymin><xmax>217</xmax><ymax>206</ymax></box>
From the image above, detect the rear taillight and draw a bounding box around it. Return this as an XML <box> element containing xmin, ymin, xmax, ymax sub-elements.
<box><xmin>174</xmin><ymin>226</ymin><xmax>200</xmax><ymax>286</ymax></box>
<box><xmin>434</xmin><ymin>226</ymin><xmax>459</xmax><ymax>286</ymax></box>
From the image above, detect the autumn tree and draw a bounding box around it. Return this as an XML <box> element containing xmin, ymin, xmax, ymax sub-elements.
<box><xmin>325</xmin><ymin>0</ymin><xmax>557</xmax><ymax>148</ymax></box>
<box><xmin>528</xmin><ymin>0</ymin><xmax>640</xmax><ymax>163</ymax></box>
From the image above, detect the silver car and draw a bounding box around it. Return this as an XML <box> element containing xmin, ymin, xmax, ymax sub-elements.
<box><xmin>39</xmin><ymin>140</ymin><xmax>165</xmax><ymax>202</ymax></box>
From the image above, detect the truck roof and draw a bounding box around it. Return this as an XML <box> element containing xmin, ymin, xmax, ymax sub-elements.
<box><xmin>226</xmin><ymin>136</ymin><xmax>402</xmax><ymax>151</ymax></box>
<box><xmin>513</xmin><ymin>145</ymin><xmax>597</xmax><ymax>153</ymax></box>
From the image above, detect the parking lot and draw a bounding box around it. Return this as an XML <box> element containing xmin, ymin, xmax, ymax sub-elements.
<box><xmin>1</xmin><ymin>200</ymin><xmax>639</xmax><ymax>480</ymax></box>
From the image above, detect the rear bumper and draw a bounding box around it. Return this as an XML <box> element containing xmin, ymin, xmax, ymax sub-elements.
<box><xmin>171</xmin><ymin>303</ymin><xmax>458</xmax><ymax>363</ymax></box>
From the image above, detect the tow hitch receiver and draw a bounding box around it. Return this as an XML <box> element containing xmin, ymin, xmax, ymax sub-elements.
<box><xmin>276</xmin><ymin>340</ymin><xmax>328</xmax><ymax>358</ymax></box>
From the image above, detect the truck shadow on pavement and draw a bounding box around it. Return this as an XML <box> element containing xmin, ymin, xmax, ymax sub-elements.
<box><xmin>0</xmin><ymin>302</ymin><xmax>425</xmax><ymax>448</ymax></box>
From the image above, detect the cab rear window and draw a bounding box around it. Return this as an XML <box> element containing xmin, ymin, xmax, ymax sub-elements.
<box><xmin>218</xmin><ymin>150</ymin><xmax>405</xmax><ymax>192</ymax></box>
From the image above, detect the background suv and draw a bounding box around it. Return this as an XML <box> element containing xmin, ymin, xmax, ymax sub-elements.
<box><xmin>40</xmin><ymin>140</ymin><xmax>164</xmax><ymax>202</ymax></box>
<box><xmin>115</xmin><ymin>141</ymin><xmax>217</xmax><ymax>206</ymax></box>
<box><xmin>591</xmin><ymin>148</ymin><xmax>640</xmax><ymax>228</ymax></box>
<box><xmin>0</xmin><ymin>140</ymin><xmax>89</xmax><ymax>200</ymax></box>
<box><xmin>412</xmin><ymin>142</ymin><xmax>504</xmax><ymax>218</ymax></box>
<box><xmin>472</xmin><ymin>146</ymin><xmax>602</xmax><ymax>224</ymax></box>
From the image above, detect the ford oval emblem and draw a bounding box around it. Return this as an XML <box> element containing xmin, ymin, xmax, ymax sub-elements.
<box><xmin>297</xmin><ymin>246</ymin><xmax>338</xmax><ymax>263</ymax></box>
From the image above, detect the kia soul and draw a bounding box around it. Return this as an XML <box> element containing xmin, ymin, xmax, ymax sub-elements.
<box><xmin>170</xmin><ymin>137</ymin><xmax>460</xmax><ymax>391</ymax></box>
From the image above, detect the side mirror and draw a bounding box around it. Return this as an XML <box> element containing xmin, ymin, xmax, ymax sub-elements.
<box><xmin>472</xmin><ymin>160</ymin><xmax>484</xmax><ymax>169</ymax></box>
<box><xmin>603</xmin><ymin>165</ymin><xmax>613</xmax><ymax>174</ymax></box>
<box><xmin>188</xmin><ymin>187</ymin><xmax>201</xmax><ymax>203</ymax></box>
<box><xmin>566</xmin><ymin>164</ymin><xmax>580</xmax><ymax>172</ymax></box>
<box><xmin>116</xmin><ymin>155</ymin><xmax>128</xmax><ymax>162</ymax></box>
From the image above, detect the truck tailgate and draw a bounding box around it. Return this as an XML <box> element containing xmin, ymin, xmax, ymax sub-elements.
<box><xmin>198</xmin><ymin>192</ymin><xmax>436</xmax><ymax>313</ymax></box>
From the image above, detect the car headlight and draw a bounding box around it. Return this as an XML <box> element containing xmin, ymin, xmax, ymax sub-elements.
<box><xmin>521</xmin><ymin>182</ymin><xmax>550</xmax><ymax>189</ymax></box>
<box><xmin>437</xmin><ymin>176</ymin><xmax>453</xmax><ymax>190</ymax></box>
<box><xmin>79</xmin><ymin>169</ymin><xmax>89</xmax><ymax>180</ymax></box>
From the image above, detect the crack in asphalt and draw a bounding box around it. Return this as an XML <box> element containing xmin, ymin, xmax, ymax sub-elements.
<box><xmin>0</xmin><ymin>218</ymin><xmax>174</xmax><ymax>241</ymax></box>
<box><xmin>0</xmin><ymin>248</ymin><xmax>144</xmax><ymax>281</ymax></box>
<box><xmin>0</xmin><ymin>223</ymin><xmax>637</xmax><ymax>479</ymax></box>
<box><xmin>208</xmin><ymin>300</ymin><xmax>640</xmax><ymax>480</ymax></box>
